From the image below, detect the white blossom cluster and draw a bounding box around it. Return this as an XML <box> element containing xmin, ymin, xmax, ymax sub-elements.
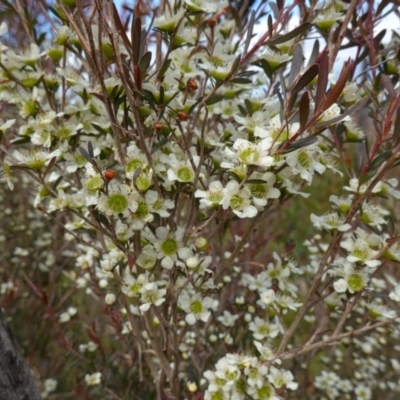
<box><xmin>1</xmin><ymin>0</ymin><xmax>400</xmax><ymax>398</ymax></box>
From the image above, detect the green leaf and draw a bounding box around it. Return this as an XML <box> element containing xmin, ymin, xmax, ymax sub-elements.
<box><xmin>299</xmin><ymin>91</ymin><xmax>310</xmax><ymax>129</ymax></box>
<box><xmin>139</xmin><ymin>51</ymin><xmax>152</xmax><ymax>74</ymax></box>
<box><xmin>158</xmin><ymin>59</ymin><xmax>172</xmax><ymax>80</ymax></box>
<box><xmin>307</xmin><ymin>39</ymin><xmax>320</xmax><ymax>67</ymax></box>
<box><xmin>368</xmin><ymin>150</ymin><xmax>392</xmax><ymax>172</ymax></box>
<box><xmin>131</xmin><ymin>16</ymin><xmax>141</xmax><ymax>66</ymax></box>
<box><xmin>229</xmin><ymin>78</ymin><xmax>252</xmax><ymax>84</ymax></box>
<box><xmin>151</xmin><ymin>138</ymin><xmax>168</xmax><ymax>154</ymax></box>
<box><xmin>205</xmin><ymin>94</ymin><xmax>224</xmax><ymax>106</ymax></box>
<box><xmin>244</xmin><ymin>99</ymin><xmax>254</xmax><ymax>115</ymax></box>
<box><xmin>246</xmin><ymin>179</ymin><xmax>267</xmax><ymax>184</ymax></box>
<box><xmin>238</xmin><ymin>104</ymin><xmax>247</xmax><ymax>117</ymax></box>
<box><xmin>280</xmin><ymin>136</ymin><xmax>318</xmax><ymax>154</ymax></box>
<box><xmin>291</xmin><ymin>64</ymin><xmax>319</xmax><ymax>95</ymax></box>
<box><xmin>113</xmin><ymin>3</ymin><xmax>132</xmax><ymax>54</ymax></box>
<box><xmin>10</xmin><ymin>137</ymin><xmax>31</xmax><ymax>145</ymax></box>
<box><xmin>315</xmin><ymin>50</ymin><xmax>329</xmax><ymax>110</ymax></box>
<box><xmin>289</xmin><ymin>44</ymin><xmax>304</xmax><ymax>86</ymax></box>
<box><xmin>79</xmin><ymin>146</ymin><xmax>92</xmax><ymax>162</ymax></box>
<box><xmin>244</xmin><ymin>10</ymin><xmax>255</xmax><ymax>54</ymax></box>
<box><xmin>266</xmin><ymin>23</ymin><xmax>311</xmax><ymax>45</ymax></box>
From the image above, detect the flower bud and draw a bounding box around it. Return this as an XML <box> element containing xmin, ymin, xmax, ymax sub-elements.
<box><xmin>207</xmin><ymin>18</ymin><xmax>217</xmax><ymax>28</ymax></box>
<box><xmin>186</xmin><ymin>256</ymin><xmax>200</xmax><ymax>269</ymax></box>
<box><xmin>154</xmin><ymin>122</ymin><xmax>163</xmax><ymax>132</ymax></box>
<box><xmin>177</xmin><ymin>111</ymin><xmax>189</xmax><ymax>121</ymax></box>
<box><xmin>195</xmin><ymin>237</ymin><xmax>208</xmax><ymax>250</ymax></box>
<box><xmin>104</xmin><ymin>169</ymin><xmax>116</xmax><ymax>181</ymax></box>
<box><xmin>105</xmin><ymin>293</ymin><xmax>116</xmax><ymax>305</ymax></box>
<box><xmin>187</xmin><ymin>78</ymin><xmax>198</xmax><ymax>91</ymax></box>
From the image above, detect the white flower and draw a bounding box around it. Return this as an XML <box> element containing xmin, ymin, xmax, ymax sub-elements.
<box><xmin>85</xmin><ymin>372</ymin><xmax>101</xmax><ymax>386</ymax></box>
<box><xmin>139</xmin><ymin>282</ymin><xmax>166</xmax><ymax>312</ymax></box>
<box><xmin>333</xmin><ymin>278</ymin><xmax>348</xmax><ymax>293</ymax></box>
<box><xmin>389</xmin><ymin>285</ymin><xmax>400</xmax><ymax>302</ymax></box>
<box><xmin>217</xmin><ymin>310</ymin><xmax>239</xmax><ymax>327</ymax></box>
<box><xmin>167</xmin><ymin>153</ymin><xmax>198</xmax><ymax>183</ymax></box>
<box><xmin>246</xmin><ymin>171</ymin><xmax>280</xmax><ymax>207</ymax></box>
<box><xmin>0</xmin><ymin>118</ymin><xmax>15</xmax><ymax>133</ymax></box>
<box><xmin>195</xmin><ymin>181</ymin><xmax>225</xmax><ymax>207</ymax></box>
<box><xmin>244</xmin><ymin>358</ymin><xmax>268</xmax><ymax>388</ymax></box>
<box><xmin>248</xmin><ymin>317</ymin><xmax>279</xmax><ymax>340</ymax></box>
<box><xmin>136</xmin><ymin>245</ymin><xmax>158</xmax><ymax>270</ymax></box>
<box><xmin>286</xmin><ymin>143</ymin><xmax>326</xmax><ymax>183</ymax></box>
<box><xmin>121</xmin><ymin>272</ymin><xmax>149</xmax><ymax>298</ymax></box>
<box><xmin>254</xmin><ymin>341</ymin><xmax>275</xmax><ymax>360</ymax></box>
<box><xmin>12</xmin><ymin>149</ymin><xmax>60</xmax><ymax>171</ymax></box>
<box><xmin>318</xmin><ymin>103</ymin><xmax>350</xmax><ymax>123</ymax></box>
<box><xmin>381</xmin><ymin>178</ymin><xmax>400</xmax><ymax>199</ymax></box>
<box><xmin>310</xmin><ymin>212</ymin><xmax>351</xmax><ymax>231</ymax></box>
<box><xmin>268</xmin><ymin>366</ymin><xmax>298</xmax><ymax>390</ymax></box>
<box><xmin>340</xmin><ymin>236</ymin><xmax>381</xmax><ymax>268</ymax></box>
<box><xmin>226</xmin><ymin>138</ymin><xmax>274</xmax><ymax>167</ymax></box>
<box><xmin>146</xmin><ymin>190</ymin><xmax>174</xmax><ymax>217</ymax></box>
<box><xmin>260</xmin><ymin>289</ymin><xmax>276</xmax><ymax>306</ymax></box>
<box><xmin>354</xmin><ymin>384</ymin><xmax>372</xmax><ymax>400</ymax></box>
<box><xmin>360</xmin><ymin>202</ymin><xmax>389</xmax><ymax>230</ymax></box>
<box><xmin>331</xmin><ymin>260</ymin><xmax>369</xmax><ymax>294</ymax></box>
<box><xmin>153</xmin><ymin>226</ymin><xmax>191</xmax><ymax>269</ymax></box>
<box><xmin>222</xmin><ymin>180</ymin><xmax>258</xmax><ymax>218</ymax></box>
<box><xmin>178</xmin><ymin>291</ymin><xmax>215</xmax><ymax>325</ymax></box>
<box><xmin>97</xmin><ymin>184</ymin><xmax>138</xmax><ymax>217</ymax></box>
<box><xmin>43</xmin><ymin>378</ymin><xmax>57</xmax><ymax>393</ymax></box>
<box><xmin>343</xmin><ymin>178</ymin><xmax>382</xmax><ymax>195</ymax></box>
<box><xmin>184</xmin><ymin>0</ymin><xmax>218</xmax><ymax>13</ymax></box>
<box><xmin>153</xmin><ymin>7</ymin><xmax>185</xmax><ymax>32</ymax></box>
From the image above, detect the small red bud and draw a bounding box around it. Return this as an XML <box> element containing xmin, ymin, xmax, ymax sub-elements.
<box><xmin>154</xmin><ymin>122</ymin><xmax>163</xmax><ymax>131</ymax></box>
<box><xmin>177</xmin><ymin>111</ymin><xmax>189</xmax><ymax>121</ymax></box>
<box><xmin>187</xmin><ymin>78</ymin><xmax>198</xmax><ymax>91</ymax></box>
<box><xmin>104</xmin><ymin>169</ymin><xmax>116</xmax><ymax>181</ymax></box>
<box><xmin>207</xmin><ymin>17</ymin><xmax>217</xmax><ymax>28</ymax></box>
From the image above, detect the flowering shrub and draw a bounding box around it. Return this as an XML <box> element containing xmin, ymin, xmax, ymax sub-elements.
<box><xmin>1</xmin><ymin>0</ymin><xmax>400</xmax><ymax>399</ymax></box>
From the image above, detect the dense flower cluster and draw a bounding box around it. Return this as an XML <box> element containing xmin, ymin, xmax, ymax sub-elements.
<box><xmin>1</xmin><ymin>0</ymin><xmax>400</xmax><ymax>398</ymax></box>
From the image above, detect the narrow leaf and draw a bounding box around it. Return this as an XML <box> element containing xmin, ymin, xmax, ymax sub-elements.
<box><xmin>289</xmin><ymin>44</ymin><xmax>304</xmax><ymax>86</ymax></box>
<box><xmin>299</xmin><ymin>91</ymin><xmax>310</xmax><ymax>129</ymax></box>
<box><xmin>368</xmin><ymin>150</ymin><xmax>392</xmax><ymax>172</ymax></box>
<box><xmin>307</xmin><ymin>39</ymin><xmax>320</xmax><ymax>66</ymax></box>
<box><xmin>139</xmin><ymin>51</ymin><xmax>152</xmax><ymax>74</ymax></box>
<box><xmin>267</xmin><ymin>23</ymin><xmax>311</xmax><ymax>45</ymax></box>
<box><xmin>244</xmin><ymin>99</ymin><xmax>253</xmax><ymax>115</ymax></box>
<box><xmin>151</xmin><ymin>138</ymin><xmax>168</xmax><ymax>154</ymax></box>
<box><xmin>259</xmin><ymin>59</ymin><xmax>272</xmax><ymax>79</ymax></box>
<box><xmin>244</xmin><ymin>10</ymin><xmax>255</xmax><ymax>54</ymax></box>
<box><xmin>230</xmin><ymin>78</ymin><xmax>252</xmax><ymax>84</ymax></box>
<box><xmin>238</xmin><ymin>104</ymin><xmax>247</xmax><ymax>117</ymax></box>
<box><xmin>205</xmin><ymin>94</ymin><xmax>224</xmax><ymax>106</ymax></box>
<box><xmin>113</xmin><ymin>4</ymin><xmax>132</xmax><ymax>52</ymax></box>
<box><xmin>79</xmin><ymin>147</ymin><xmax>92</xmax><ymax>163</ymax></box>
<box><xmin>158</xmin><ymin>59</ymin><xmax>171</xmax><ymax>80</ymax></box>
<box><xmin>393</xmin><ymin>107</ymin><xmax>400</xmax><ymax>139</ymax></box>
<box><xmin>88</xmin><ymin>141</ymin><xmax>94</xmax><ymax>158</ymax></box>
<box><xmin>281</xmin><ymin>136</ymin><xmax>318</xmax><ymax>153</ymax></box>
<box><xmin>267</xmin><ymin>15</ymin><xmax>273</xmax><ymax>38</ymax></box>
<box><xmin>324</xmin><ymin>60</ymin><xmax>353</xmax><ymax>110</ymax></box>
<box><xmin>290</xmin><ymin>64</ymin><xmax>319</xmax><ymax>94</ymax></box>
<box><xmin>315</xmin><ymin>49</ymin><xmax>329</xmax><ymax>111</ymax></box>
<box><xmin>132</xmin><ymin>17</ymin><xmax>141</xmax><ymax>66</ymax></box>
